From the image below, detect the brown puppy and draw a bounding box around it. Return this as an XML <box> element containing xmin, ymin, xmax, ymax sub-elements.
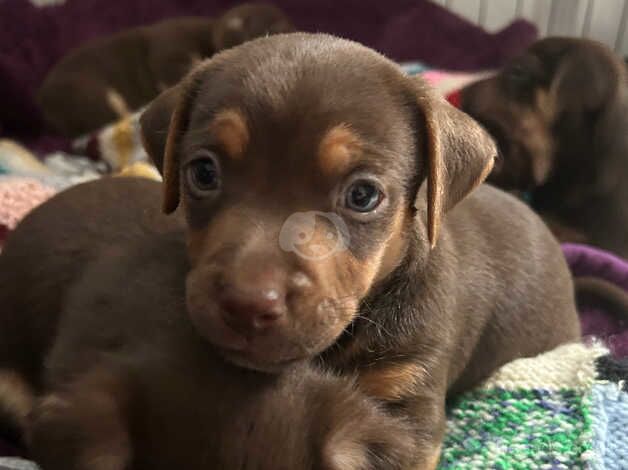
<box><xmin>0</xmin><ymin>33</ymin><xmax>580</xmax><ymax>469</ymax></box>
<box><xmin>461</xmin><ymin>37</ymin><xmax>628</xmax><ymax>257</ymax></box>
<box><xmin>36</xmin><ymin>3</ymin><xmax>294</xmax><ymax>137</ymax></box>
<box><xmin>1</xmin><ymin>178</ymin><xmax>414</xmax><ymax>469</ymax></box>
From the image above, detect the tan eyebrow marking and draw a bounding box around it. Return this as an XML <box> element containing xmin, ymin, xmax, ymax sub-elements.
<box><xmin>318</xmin><ymin>124</ymin><xmax>362</xmax><ymax>176</ymax></box>
<box><xmin>209</xmin><ymin>108</ymin><xmax>249</xmax><ymax>160</ymax></box>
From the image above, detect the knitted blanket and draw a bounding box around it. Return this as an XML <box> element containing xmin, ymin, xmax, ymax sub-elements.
<box><xmin>0</xmin><ymin>342</ymin><xmax>624</xmax><ymax>470</ymax></box>
<box><xmin>442</xmin><ymin>342</ymin><xmax>627</xmax><ymax>469</ymax></box>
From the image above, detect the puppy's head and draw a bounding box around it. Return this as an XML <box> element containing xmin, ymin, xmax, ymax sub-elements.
<box><xmin>140</xmin><ymin>33</ymin><xmax>495</xmax><ymax>372</ymax></box>
<box><xmin>461</xmin><ymin>37</ymin><xmax>625</xmax><ymax>191</ymax></box>
<box><xmin>212</xmin><ymin>3</ymin><xmax>295</xmax><ymax>51</ymax></box>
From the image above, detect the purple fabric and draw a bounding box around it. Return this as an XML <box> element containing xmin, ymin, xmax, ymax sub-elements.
<box><xmin>563</xmin><ymin>243</ymin><xmax>628</xmax><ymax>357</ymax></box>
<box><xmin>0</xmin><ymin>0</ymin><xmax>538</xmax><ymax>149</ymax></box>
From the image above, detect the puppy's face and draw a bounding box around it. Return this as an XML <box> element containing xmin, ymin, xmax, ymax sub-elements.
<box><xmin>461</xmin><ymin>38</ymin><xmax>624</xmax><ymax>191</ymax></box>
<box><xmin>141</xmin><ymin>33</ymin><xmax>495</xmax><ymax>372</ymax></box>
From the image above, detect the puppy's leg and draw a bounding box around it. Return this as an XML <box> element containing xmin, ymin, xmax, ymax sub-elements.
<box><xmin>314</xmin><ymin>377</ymin><xmax>417</xmax><ymax>470</ymax></box>
<box><xmin>403</xmin><ymin>394</ymin><xmax>446</xmax><ymax>470</ymax></box>
<box><xmin>29</xmin><ymin>366</ymin><xmax>132</xmax><ymax>470</ymax></box>
<box><xmin>0</xmin><ymin>370</ymin><xmax>34</xmax><ymax>446</ymax></box>
<box><xmin>358</xmin><ymin>364</ymin><xmax>447</xmax><ymax>470</ymax></box>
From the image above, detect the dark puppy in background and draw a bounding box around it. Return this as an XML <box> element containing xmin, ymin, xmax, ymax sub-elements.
<box><xmin>462</xmin><ymin>37</ymin><xmax>628</xmax><ymax>257</ymax></box>
<box><xmin>36</xmin><ymin>2</ymin><xmax>294</xmax><ymax>137</ymax></box>
<box><xmin>0</xmin><ymin>33</ymin><xmax>579</xmax><ymax>469</ymax></box>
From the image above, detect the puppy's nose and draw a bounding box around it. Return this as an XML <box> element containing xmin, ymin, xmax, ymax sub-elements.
<box><xmin>219</xmin><ymin>281</ymin><xmax>286</xmax><ymax>334</ymax></box>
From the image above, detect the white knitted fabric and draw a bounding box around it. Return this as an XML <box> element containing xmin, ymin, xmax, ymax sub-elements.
<box><xmin>0</xmin><ymin>457</ymin><xmax>39</xmax><ymax>469</ymax></box>
<box><xmin>481</xmin><ymin>341</ymin><xmax>609</xmax><ymax>392</ymax></box>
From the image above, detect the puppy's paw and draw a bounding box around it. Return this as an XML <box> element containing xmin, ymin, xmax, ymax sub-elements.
<box><xmin>29</xmin><ymin>392</ymin><xmax>130</xmax><ymax>470</ymax></box>
<box><xmin>28</xmin><ymin>369</ymin><xmax>131</xmax><ymax>470</ymax></box>
<box><xmin>315</xmin><ymin>382</ymin><xmax>416</xmax><ymax>470</ymax></box>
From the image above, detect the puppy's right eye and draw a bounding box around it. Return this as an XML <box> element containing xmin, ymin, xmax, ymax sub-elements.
<box><xmin>186</xmin><ymin>153</ymin><xmax>221</xmax><ymax>197</ymax></box>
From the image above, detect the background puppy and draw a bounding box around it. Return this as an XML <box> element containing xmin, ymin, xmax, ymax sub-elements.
<box><xmin>36</xmin><ymin>3</ymin><xmax>294</xmax><ymax>137</ymax></box>
<box><xmin>461</xmin><ymin>37</ymin><xmax>628</xmax><ymax>257</ymax></box>
<box><xmin>0</xmin><ymin>33</ymin><xmax>580</xmax><ymax>469</ymax></box>
<box><xmin>1</xmin><ymin>178</ymin><xmax>413</xmax><ymax>470</ymax></box>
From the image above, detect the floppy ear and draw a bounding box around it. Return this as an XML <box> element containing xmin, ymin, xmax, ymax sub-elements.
<box><xmin>140</xmin><ymin>73</ymin><xmax>201</xmax><ymax>214</ymax></box>
<box><xmin>551</xmin><ymin>44</ymin><xmax>621</xmax><ymax>114</ymax></box>
<box><xmin>416</xmin><ymin>84</ymin><xmax>497</xmax><ymax>247</ymax></box>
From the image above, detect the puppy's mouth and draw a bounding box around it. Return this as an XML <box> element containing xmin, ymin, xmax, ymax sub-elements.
<box><xmin>186</xmin><ymin>298</ymin><xmax>344</xmax><ymax>373</ymax></box>
<box><xmin>216</xmin><ymin>346</ymin><xmax>304</xmax><ymax>373</ymax></box>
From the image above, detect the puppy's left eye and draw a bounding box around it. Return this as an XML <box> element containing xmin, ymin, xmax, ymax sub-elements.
<box><xmin>345</xmin><ymin>180</ymin><xmax>383</xmax><ymax>213</ymax></box>
<box><xmin>186</xmin><ymin>153</ymin><xmax>221</xmax><ymax>197</ymax></box>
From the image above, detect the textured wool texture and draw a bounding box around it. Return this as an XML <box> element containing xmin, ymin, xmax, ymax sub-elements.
<box><xmin>481</xmin><ymin>342</ymin><xmax>608</xmax><ymax>392</ymax></box>
<box><xmin>590</xmin><ymin>384</ymin><xmax>628</xmax><ymax>470</ymax></box>
<box><xmin>0</xmin><ymin>177</ymin><xmax>55</xmax><ymax>230</ymax></box>
<box><xmin>439</xmin><ymin>342</ymin><xmax>628</xmax><ymax>469</ymax></box>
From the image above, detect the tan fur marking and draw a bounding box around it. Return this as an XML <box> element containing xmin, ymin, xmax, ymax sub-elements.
<box><xmin>517</xmin><ymin>109</ymin><xmax>554</xmax><ymax>185</ymax></box>
<box><xmin>423</xmin><ymin>444</ymin><xmax>442</xmax><ymax>470</ymax></box>
<box><xmin>0</xmin><ymin>370</ymin><xmax>35</xmax><ymax>429</ymax></box>
<box><xmin>111</xmin><ymin>116</ymin><xmax>135</xmax><ymax>170</ymax></box>
<box><xmin>535</xmin><ymin>89</ymin><xmax>557</xmax><ymax>124</ymax></box>
<box><xmin>326</xmin><ymin>438</ymin><xmax>369</xmax><ymax>469</ymax></box>
<box><xmin>318</xmin><ymin>124</ymin><xmax>361</xmax><ymax>176</ymax></box>
<box><xmin>106</xmin><ymin>89</ymin><xmax>131</xmax><ymax>118</ymax></box>
<box><xmin>472</xmin><ymin>154</ymin><xmax>495</xmax><ymax>192</ymax></box>
<box><xmin>375</xmin><ymin>206</ymin><xmax>409</xmax><ymax>282</ymax></box>
<box><xmin>226</xmin><ymin>16</ymin><xmax>244</xmax><ymax>30</ymax></box>
<box><xmin>359</xmin><ymin>362</ymin><xmax>428</xmax><ymax>401</ymax></box>
<box><xmin>424</xmin><ymin>111</ymin><xmax>444</xmax><ymax>249</ymax></box>
<box><xmin>209</xmin><ymin>109</ymin><xmax>249</xmax><ymax>160</ymax></box>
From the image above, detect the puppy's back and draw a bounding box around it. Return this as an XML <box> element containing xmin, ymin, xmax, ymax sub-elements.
<box><xmin>438</xmin><ymin>183</ymin><xmax>579</xmax><ymax>392</ymax></box>
<box><xmin>0</xmin><ymin>178</ymin><xmax>181</xmax><ymax>386</ymax></box>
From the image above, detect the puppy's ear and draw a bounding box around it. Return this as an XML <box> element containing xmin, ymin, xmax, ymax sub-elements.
<box><xmin>551</xmin><ymin>44</ymin><xmax>622</xmax><ymax>114</ymax></box>
<box><xmin>415</xmin><ymin>83</ymin><xmax>497</xmax><ymax>247</ymax></box>
<box><xmin>140</xmin><ymin>73</ymin><xmax>201</xmax><ymax>214</ymax></box>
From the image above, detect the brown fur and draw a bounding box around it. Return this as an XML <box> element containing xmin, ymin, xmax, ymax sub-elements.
<box><xmin>0</xmin><ymin>34</ymin><xmax>581</xmax><ymax>468</ymax></box>
<box><xmin>36</xmin><ymin>3</ymin><xmax>294</xmax><ymax>137</ymax></box>
<box><xmin>462</xmin><ymin>37</ymin><xmax>628</xmax><ymax>258</ymax></box>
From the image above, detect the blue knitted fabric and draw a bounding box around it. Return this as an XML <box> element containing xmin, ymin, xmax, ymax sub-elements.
<box><xmin>590</xmin><ymin>383</ymin><xmax>628</xmax><ymax>470</ymax></box>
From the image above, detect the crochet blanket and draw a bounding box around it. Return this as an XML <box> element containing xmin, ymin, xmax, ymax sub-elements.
<box><xmin>0</xmin><ymin>342</ymin><xmax>624</xmax><ymax>469</ymax></box>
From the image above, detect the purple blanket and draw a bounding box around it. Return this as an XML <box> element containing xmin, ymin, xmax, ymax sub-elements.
<box><xmin>564</xmin><ymin>243</ymin><xmax>628</xmax><ymax>357</ymax></box>
<box><xmin>0</xmin><ymin>0</ymin><xmax>537</xmax><ymax>147</ymax></box>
